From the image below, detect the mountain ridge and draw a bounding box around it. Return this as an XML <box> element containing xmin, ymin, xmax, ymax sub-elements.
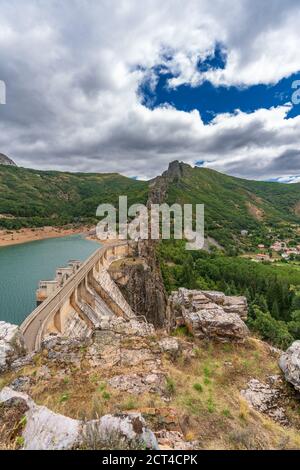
<box><xmin>0</xmin><ymin>161</ymin><xmax>300</xmax><ymax>251</ymax></box>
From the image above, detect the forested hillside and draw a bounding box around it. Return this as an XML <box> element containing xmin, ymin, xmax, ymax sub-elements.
<box><xmin>0</xmin><ymin>165</ymin><xmax>148</xmax><ymax>229</ymax></box>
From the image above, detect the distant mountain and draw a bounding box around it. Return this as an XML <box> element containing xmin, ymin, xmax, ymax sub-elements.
<box><xmin>0</xmin><ymin>153</ymin><xmax>16</xmax><ymax>166</ymax></box>
<box><xmin>0</xmin><ymin>161</ymin><xmax>300</xmax><ymax>252</ymax></box>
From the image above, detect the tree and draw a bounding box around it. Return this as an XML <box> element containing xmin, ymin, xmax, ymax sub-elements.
<box><xmin>249</xmin><ymin>306</ymin><xmax>293</xmax><ymax>349</ymax></box>
<box><xmin>180</xmin><ymin>255</ymin><xmax>196</xmax><ymax>289</ymax></box>
<box><xmin>288</xmin><ymin>310</ymin><xmax>300</xmax><ymax>339</ymax></box>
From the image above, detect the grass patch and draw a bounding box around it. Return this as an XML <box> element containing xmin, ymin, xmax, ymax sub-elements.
<box><xmin>166</xmin><ymin>376</ymin><xmax>176</xmax><ymax>396</ymax></box>
<box><xmin>172</xmin><ymin>326</ymin><xmax>193</xmax><ymax>338</ymax></box>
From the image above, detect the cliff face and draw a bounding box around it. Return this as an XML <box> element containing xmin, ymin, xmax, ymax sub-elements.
<box><xmin>108</xmin><ymin>165</ymin><xmax>183</xmax><ymax>327</ymax></box>
<box><xmin>109</xmin><ymin>241</ymin><xmax>168</xmax><ymax>328</ymax></box>
<box><xmin>148</xmin><ymin>160</ymin><xmax>187</xmax><ymax>205</ymax></box>
<box><xmin>108</xmin><ymin>164</ymin><xmax>185</xmax><ymax>327</ymax></box>
<box><xmin>0</xmin><ymin>153</ymin><xmax>16</xmax><ymax>166</ymax></box>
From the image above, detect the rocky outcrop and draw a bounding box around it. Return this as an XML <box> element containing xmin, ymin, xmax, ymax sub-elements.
<box><xmin>158</xmin><ymin>337</ymin><xmax>180</xmax><ymax>359</ymax></box>
<box><xmin>108</xmin><ymin>372</ymin><xmax>166</xmax><ymax>396</ymax></box>
<box><xmin>39</xmin><ymin>318</ymin><xmax>160</xmax><ymax>372</ymax></box>
<box><xmin>0</xmin><ymin>153</ymin><xmax>16</xmax><ymax>166</ymax></box>
<box><xmin>168</xmin><ymin>288</ymin><xmax>249</xmax><ymax>342</ymax></box>
<box><xmin>148</xmin><ymin>160</ymin><xmax>189</xmax><ymax>205</ymax></box>
<box><xmin>41</xmin><ymin>335</ymin><xmax>91</xmax><ymax>368</ymax></box>
<box><xmin>241</xmin><ymin>377</ymin><xmax>288</xmax><ymax>425</ymax></box>
<box><xmin>0</xmin><ymin>322</ymin><xmax>27</xmax><ymax>373</ymax></box>
<box><xmin>223</xmin><ymin>295</ymin><xmax>248</xmax><ymax>321</ymax></box>
<box><xmin>155</xmin><ymin>430</ymin><xmax>198</xmax><ymax>450</ymax></box>
<box><xmin>0</xmin><ymin>387</ymin><xmax>158</xmax><ymax>450</ymax></box>
<box><xmin>279</xmin><ymin>341</ymin><xmax>300</xmax><ymax>392</ymax></box>
<box><xmin>109</xmin><ymin>243</ymin><xmax>168</xmax><ymax>328</ymax></box>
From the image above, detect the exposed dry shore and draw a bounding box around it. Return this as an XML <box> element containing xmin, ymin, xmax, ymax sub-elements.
<box><xmin>85</xmin><ymin>234</ymin><xmax>120</xmax><ymax>245</ymax></box>
<box><xmin>0</xmin><ymin>225</ymin><xmax>94</xmax><ymax>247</ymax></box>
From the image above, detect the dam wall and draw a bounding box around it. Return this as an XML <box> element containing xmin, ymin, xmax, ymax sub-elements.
<box><xmin>20</xmin><ymin>241</ymin><xmax>137</xmax><ymax>352</ymax></box>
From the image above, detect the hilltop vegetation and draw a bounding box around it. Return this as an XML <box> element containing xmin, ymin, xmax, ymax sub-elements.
<box><xmin>0</xmin><ymin>165</ymin><xmax>148</xmax><ymax>230</ymax></box>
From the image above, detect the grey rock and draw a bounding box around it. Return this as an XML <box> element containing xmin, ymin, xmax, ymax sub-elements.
<box><xmin>202</xmin><ymin>291</ymin><xmax>225</xmax><ymax>305</ymax></box>
<box><xmin>0</xmin><ymin>387</ymin><xmax>81</xmax><ymax>450</ymax></box>
<box><xmin>0</xmin><ymin>321</ymin><xmax>27</xmax><ymax>373</ymax></box>
<box><xmin>121</xmin><ymin>348</ymin><xmax>158</xmax><ymax>367</ymax></box>
<box><xmin>223</xmin><ymin>296</ymin><xmax>248</xmax><ymax>320</ymax></box>
<box><xmin>156</xmin><ymin>430</ymin><xmax>197</xmax><ymax>450</ymax></box>
<box><xmin>241</xmin><ymin>378</ymin><xmax>288</xmax><ymax>425</ymax></box>
<box><xmin>107</xmin><ymin>317</ymin><xmax>155</xmax><ymax>336</ymax></box>
<box><xmin>158</xmin><ymin>337</ymin><xmax>180</xmax><ymax>358</ymax></box>
<box><xmin>168</xmin><ymin>289</ymin><xmax>249</xmax><ymax>342</ymax></box>
<box><xmin>84</xmin><ymin>413</ymin><xmax>158</xmax><ymax>449</ymax></box>
<box><xmin>87</xmin><ymin>341</ymin><xmax>121</xmax><ymax>368</ymax></box>
<box><xmin>108</xmin><ymin>372</ymin><xmax>166</xmax><ymax>395</ymax></box>
<box><xmin>41</xmin><ymin>335</ymin><xmax>91</xmax><ymax>366</ymax></box>
<box><xmin>10</xmin><ymin>352</ymin><xmax>35</xmax><ymax>371</ymax></box>
<box><xmin>279</xmin><ymin>341</ymin><xmax>300</xmax><ymax>392</ymax></box>
<box><xmin>0</xmin><ymin>387</ymin><xmax>158</xmax><ymax>450</ymax></box>
<box><xmin>9</xmin><ymin>376</ymin><xmax>32</xmax><ymax>392</ymax></box>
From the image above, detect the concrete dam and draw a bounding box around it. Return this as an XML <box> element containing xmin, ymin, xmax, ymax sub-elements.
<box><xmin>20</xmin><ymin>242</ymin><xmax>139</xmax><ymax>352</ymax></box>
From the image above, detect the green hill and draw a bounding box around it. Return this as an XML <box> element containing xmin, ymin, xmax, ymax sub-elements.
<box><xmin>153</xmin><ymin>161</ymin><xmax>300</xmax><ymax>251</ymax></box>
<box><xmin>0</xmin><ymin>165</ymin><xmax>148</xmax><ymax>229</ymax></box>
<box><xmin>1</xmin><ymin>161</ymin><xmax>300</xmax><ymax>251</ymax></box>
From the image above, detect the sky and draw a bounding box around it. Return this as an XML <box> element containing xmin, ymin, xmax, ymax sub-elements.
<box><xmin>0</xmin><ymin>0</ymin><xmax>300</xmax><ymax>182</ymax></box>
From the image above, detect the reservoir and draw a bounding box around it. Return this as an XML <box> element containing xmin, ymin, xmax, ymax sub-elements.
<box><xmin>0</xmin><ymin>234</ymin><xmax>99</xmax><ymax>325</ymax></box>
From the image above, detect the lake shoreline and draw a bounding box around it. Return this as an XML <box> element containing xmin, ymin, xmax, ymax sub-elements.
<box><xmin>0</xmin><ymin>233</ymin><xmax>99</xmax><ymax>325</ymax></box>
<box><xmin>0</xmin><ymin>225</ymin><xmax>94</xmax><ymax>248</ymax></box>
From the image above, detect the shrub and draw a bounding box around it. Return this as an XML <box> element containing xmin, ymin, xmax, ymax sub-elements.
<box><xmin>193</xmin><ymin>383</ymin><xmax>203</xmax><ymax>393</ymax></box>
<box><xmin>248</xmin><ymin>306</ymin><xmax>293</xmax><ymax>349</ymax></box>
<box><xmin>166</xmin><ymin>376</ymin><xmax>176</xmax><ymax>396</ymax></box>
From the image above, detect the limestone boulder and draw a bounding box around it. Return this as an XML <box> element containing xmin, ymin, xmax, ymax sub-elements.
<box><xmin>0</xmin><ymin>322</ymin><xmax>27</xmax><ymax>373</ymax></box>
<box><xmin>168</xmin><ymin>288</ymin><xmax>249</xmax><ymax>343</ymax></box>
<box><xmin>279</xmin><ymin>341</ymin><xmax>300</xmax><ymax>392</ymax></box>
<box><xmin>0</xmin><ymin>387</ymin><xmax>81</xmax><ymax>450</ymax></box>
<box><xmin>158</xmin><ymin>337</ymin><xmax>180</xmax><ymax>359</ymax></box>
<box><xmin>9</xmin><ymin>376</ymin><xmax>33</xmax><ymax>392</ymax></box>
<box><xmin>84</xmin><ymin>413</ymin><xmax>158</xmax><ymax>450</ymax></box>
<box><xmin>121</xmin><ymin>348</ymin><xmax>159</xmax><ymax>367</ymax></box>
<box><xmin>107</xmin><ymin>317</ymin><xmax>155</xmax><ymax>337</ymax></box>
<box><xmin>10</xmin><ymin>352</ymin><xmax>35</xmax><ymax>371</ymax></box>
<box><xmin>0</xmin><ymin>387</ymin><xmax>158</xmax><ymax>450</ymax></box>
<box><xmin>185</xmin><ymin>307</ymin><xmax>249</xmax><ymax>342</ymax></box>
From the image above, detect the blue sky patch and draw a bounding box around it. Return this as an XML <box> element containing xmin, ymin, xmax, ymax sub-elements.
<box><xmin>140</xmin><ymin>68</ymin><xmax>300</xmax><ymax>123</ymax></box>
<box><xmin>197</xmin><ymin>43</ymin><xmax>227</xmax><ymax>72</ymax></box>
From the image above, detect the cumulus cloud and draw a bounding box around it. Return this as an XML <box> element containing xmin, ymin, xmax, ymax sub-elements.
<box><xmin>0</xmin><ymin>0</ymin><xmax>300</xmax><ymax>179</ymax></box>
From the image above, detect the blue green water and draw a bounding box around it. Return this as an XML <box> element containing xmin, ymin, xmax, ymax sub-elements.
<box><xmin>0</xmin><ymin>235</ymin><xmax>98</xmax><ymax>325</ymax></box>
